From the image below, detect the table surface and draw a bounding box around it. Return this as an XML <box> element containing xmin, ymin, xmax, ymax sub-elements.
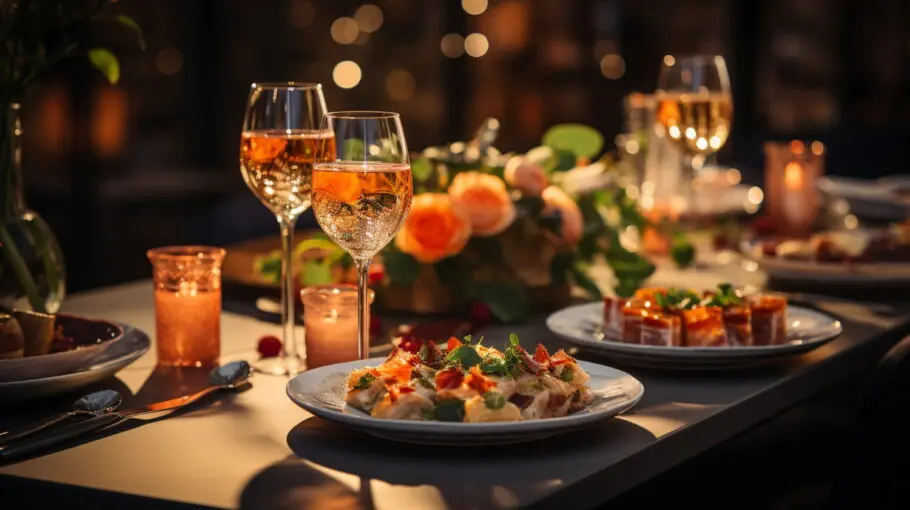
<box><xmin>2</xmin><ymin>271</ymin><xmax>909</xmax><ymax>510</ymax></box>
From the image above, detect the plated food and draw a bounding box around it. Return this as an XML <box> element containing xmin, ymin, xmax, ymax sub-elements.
<box><xmin>760</xmin><ymin>222</ymin><xmax>910</xmax><ymax>264</ymax></box>
<box><xmin>344</xmin><ymin>335</ymin><xmax>593</xmax><ymax>423</ymax></box>
<box><xmin>604</xmin><ymin>284</ymin><xmax>787</xmax><ymax>347</ymax></box>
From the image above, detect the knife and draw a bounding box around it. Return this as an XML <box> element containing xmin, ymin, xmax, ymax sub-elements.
<box><xmin>0</xmin><ymin>360</ymin><xmax>251</xmax><ymax>461</ymax></box>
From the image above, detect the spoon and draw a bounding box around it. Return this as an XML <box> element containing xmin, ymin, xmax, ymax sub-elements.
<box><xmin>0</xmin><ymin>390</ymin><xmax>122</xmax><ymax>446</ymax></box>
<box><xmin>0</xmin><ymin>361</ymin><xmax>252</xmax><ymax>461</ymax></box>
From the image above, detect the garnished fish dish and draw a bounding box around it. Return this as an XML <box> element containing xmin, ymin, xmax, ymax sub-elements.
<box><xmin>344</xmin><ymin>334</ymin><xmax>593</xmax><ymax>422</ymax></box>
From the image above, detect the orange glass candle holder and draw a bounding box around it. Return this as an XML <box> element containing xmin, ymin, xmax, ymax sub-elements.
<box><xmin>148</xmin><ymin>246</ymin><xmax>225</xmax><ymax>367</ymax></box>
<box><xmin>301</xmin><ymin>284</ymin><xmax>375</xmax><ymax>368</ymax></box>
<box><xmin>764</xmin><ymin>140</ymin><xmax>825</xmax><ymax>237</ymax></box>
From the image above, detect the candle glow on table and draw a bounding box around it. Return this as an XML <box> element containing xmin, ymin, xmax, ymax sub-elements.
<box><xmin>148</xmin><ymin>246</ymin><xmax>225</xmax><ymax>367</ymax></box>
<box><xmin>301</xmin><ymin>284</ymin><xmax>375</xmax><ymax>368</ymax></box>
<box><xmin>764</xmin><ymin>140</ymin><xmax>824</xmax><ymax>237</ymax></box>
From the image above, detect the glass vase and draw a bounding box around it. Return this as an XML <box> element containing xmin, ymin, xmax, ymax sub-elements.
<box><xmin>0</xmin><ymin>103</ymin><xmax>66</xmax><ymax>314</ymax></box>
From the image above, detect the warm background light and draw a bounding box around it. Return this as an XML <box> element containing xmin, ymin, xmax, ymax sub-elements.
<box><xmin>462</xmin><ymin>0</ymin><xmax>488</xmax><ymax>15</ymax></box>
<box><xmin>600</xmin><ymin>54</ymin><xmax>625</xmax><ymax>79</ymax></box>
<box><xmin>465</xmin><ymin>33</ymin><xmax>489</xmax><ymax>57</ymax></box>
<box><xmin>331</xmin><ymin>17</ymin><xmax>359</xmax><ymax>44</ymax></box>
<box><xmin>354</xmin><ymin>4</ymin><xmax>383</xmax><ymax>33</ymax></box>
<box><xmin>156</xmin><ymin>47</ymin><xmax>183</xmax><ymax>75</ymax></box>
<box><xmin>440</xmin><ymin>33</ymin><xmax>465</xmax><ymax>58</ymax></box>
<box><xmin>333</xmin><ymin>60</ymin><xmax>362</xmax><ymax>88</ymax></box>
<box><xmin>385</xmin><ymin>69</ymin><xmax>416</xmax><ymax>101</ymax></box>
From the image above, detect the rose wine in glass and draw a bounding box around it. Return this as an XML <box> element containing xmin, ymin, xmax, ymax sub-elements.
<box><xmin>240</xmin><ymin>82</ymin><xmax>331</xmax><ymax>375</ymax></box>
<box><xmin>312</xmin><ymin>112</ymin><xmax>413</xmax><ymax>360</ymax></box>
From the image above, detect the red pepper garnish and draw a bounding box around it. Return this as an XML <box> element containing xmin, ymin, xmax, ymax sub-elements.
<box><xmin>549</xmin><ymin>349</ymin><xmax>576</xmax><ymax>366</ymax></box>
<box><xmin>465</xmin><ymin>366</ymin><xmax>496</xmax><ymax>394</ymax></box>
<box><xmin>446</xmin><ymin>336</ymin><xmax>463</xmax><ymax>351</ymax></box>
<box><xmin>435</xmin><ymin>367</ymin><xmax>465</xmax><ymax>390</ymax></box>
<box><xmin>533</xmin><ymin>344</ymin><xmax>551</xmax><ymax>364</ymax></box>
<box><xmin>398</xmin><ymin>386</ymin><xmax>415</xmax><ymax>394</ymax></box>
<box><xmin>517</xmin><ymin>346</ymin><xmax>545</xmax><ymax>375</ymax></box>
<box><xmin>399</xmin><ymin>336</ymin><xmax>423</xmax><ymax>354</ymax></box>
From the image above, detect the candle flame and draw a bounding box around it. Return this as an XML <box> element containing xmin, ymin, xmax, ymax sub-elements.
<box><xmin>784</xmin><ymin>161</ymin><xmax>804</xmax><ymax>190</ymax></box>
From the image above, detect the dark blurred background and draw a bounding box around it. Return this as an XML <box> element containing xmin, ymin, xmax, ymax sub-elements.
<box><xmin>15</xmin><ymin>0</ymin><xmax>910</xmax><ymax>293</ymax></box>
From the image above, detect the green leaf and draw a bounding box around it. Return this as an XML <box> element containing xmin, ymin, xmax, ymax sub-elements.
<box><xmin>114</xmin><ymin>15</ymin><xmax>146</xmax><ymax>51</ymax></box>
<box><xmin>571</xmin><ymin>263</ymin><xmax>603</xmax><ymax>300</ymax></box>
<box><xmin>382</xmin><ymin>247</ymin><xmax>420</xmax><ymax>285</ymax></box>
<box><xmin>342</xmin><ymin>139</ymin><xmax>365</xmax><ymax>160</ymax></box>
<box><xmin>483</xmin><ymin>391</ymin><xmax>506</xmax><ymax>410</ymax></box>
<box><xmin>254</xmin><ymin>253</ymin><xmax>282</xmax><ymax>284</ymax></box>
<box><xmin>469</xmin><ymin>283</ymin><xmax>530</xmax><ymax>323</ymax></box>
<box><xmin>411</xmin><ymin>157</ymin><xmax>433</xmax><ymax>182</ymax></box>
<box><xmin>542</xmin><ymin>124</ymin><xmax>604</xmax><ymax>159</ymax></box>
<box><xmin>432</xmin><ymin>399</ymin><xmax>466</xmax><ymax>422</ymax></box>
<box><xmin>550</xmin><ymin>149</ymin><xmax>578</xmax><ymax>172</ymax></box>
<box><xmin>444</xmin><ymin>345</ymin><xmax>484</xmax><ymax>370</ymax></box>
<box><xmin>87</xmin><ymin>48</ymin><xmax>120</xmax><ymax>84</ymax></box>
<box><xmin>302</xmin><ymin>260</ymin><xmax>333</xmax><ymax>286</ymax></box>
<box><xmin>670</xmin><ymin>232</ymin><xmax>696</xmax><ymax>269</ymax></box>
<box><xmin>509</xmin><ymin>333</ymin><xmax>520</xmax><ymax>347</ymax></box>
<box><xmin>560</xmin><ymin>366</ymin><xmax>575</xmax><ymax>382</ymax></box>
<box><xmin>352</xmin><ymin>373</ymin><xmax>376</xmax><ymax>390</ymax></box>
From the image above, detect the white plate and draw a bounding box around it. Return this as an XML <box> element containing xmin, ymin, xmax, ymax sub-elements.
<box><xmin>0</xmin><ymin>324</ymin><xmax>149</xmax><ymax>402</ymax></box>
<box><xmin>818</xmin><ymin>176</ymin><xmax>910</xmax><ymax>221</ymax></box>
<box><xmin>546</xmin><ymin>303</ymin><xmax>842</xmax><ymax>370</ymax></box>
<box><xmin>286</xmin><ymin>358</ymin><xmax>644</xmax><ymax>445</ymax></box>
<box><xmin>741</xmin><ymin>240</ymin><xmax>910</xmax><ymax>285</ymax></box>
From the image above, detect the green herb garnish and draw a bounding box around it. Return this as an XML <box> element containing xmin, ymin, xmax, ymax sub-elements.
<box><xmin>654</xmin><ymin>288</ymin><xmax>701</xmax><ymax>311</ymax></box>
<box><xmin>353</xmin><ymin>373</ymin><xmax>376</xmax><ymax>390</ymax></box>
<box><xmin>705</xmin><ymin>282</ymin><xmax>743</xmax><ymax>308</ymax></box>
<box><xmin>463</xmin><ymin>334</ymin><xmax>472</xmax><ymax>345</ymax></box>
<box><xmin>432</xmin><ymin>399</ymin><xmax>466</xmax><ymax>422</ymax></box>
<box><xmin>483</xmin><ymin>391</ymin><xmax>506</xmax><ymax>410</ymax></box>
<box><xmin>509</xmin><ymin>333</ymin><xmax>520</xmax><ymax>347</ymax></box>
<box><xmin>479</xmin><ymin>355</ymin><xmax>507</xmax><ymax>376</ymax></box>
<box><xmin>444</xmin><ymin>345</ymin><xmax>484</xmax><ymax>370</ymax></box>
<box><xmin>560</xmin><ymin>366</ymin><xmax>575</xmax><ymax>382</ymax></box>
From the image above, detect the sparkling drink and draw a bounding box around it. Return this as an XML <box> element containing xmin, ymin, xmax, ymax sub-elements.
<box><xmin>240</xmin><ymin>129</ymin><xmax>336</xmax><ymax>219</ymax></box>
<box><xmin>656</xmin><ymin>93</ymin><xmax>733</xmax><ymax>156</ymax></box>
<box><xmin>311</xmin><ymin>162</ymin><xmax>413</xmax><ymax>260</ymax></box>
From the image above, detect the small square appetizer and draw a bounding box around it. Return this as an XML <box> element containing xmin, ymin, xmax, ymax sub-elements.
<box><xmin>749</xmin><ymin>295</ymin><xmax>788</xmax><ymax>345</ymax></box>
<box><xmin>345</xmin><ymin>334</ymin><xmax>594</xmax><ymax>422</ymax></box>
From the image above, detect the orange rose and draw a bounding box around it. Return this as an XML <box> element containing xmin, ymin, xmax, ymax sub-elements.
<box><xmin>395</xmin><ymin>193</ymin><xmax>471</xmax><ymax>263</ymax></box>
<box><xmin>542</xmin><ymin>185</ymin><xmax>583</xmax><ymax>245</ymax></box>
<box><xmin>447</xmin><ymin>172</ymin><xmax>516</xmax><ymax>236</ymax></box>
<box><xmin>312</xmin><ymin>171</ymin><xmax>361</xmax><ymax>203</ymax></box>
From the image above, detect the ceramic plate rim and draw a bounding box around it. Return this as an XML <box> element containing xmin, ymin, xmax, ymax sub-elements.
<box><xmin>286</xmin><ymin>358</ymin><xmax>644</xmax><ymax>434</ymax></box>
<box><xmin>546</xmin><ymin>302</ymin><xmax>842</xmax><ymax>360</ymax></box>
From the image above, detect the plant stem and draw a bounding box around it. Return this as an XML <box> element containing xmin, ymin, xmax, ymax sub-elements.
<box><xmin>0</xmin><ymin>225</ymin><xmax>44</xmax><ymax>312</ymax></box>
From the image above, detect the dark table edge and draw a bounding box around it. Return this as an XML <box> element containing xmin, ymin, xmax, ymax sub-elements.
<box><xmin>527</xmin><ymin>319</ymin><xmax>910</xmax><ymax>510</ymax></box>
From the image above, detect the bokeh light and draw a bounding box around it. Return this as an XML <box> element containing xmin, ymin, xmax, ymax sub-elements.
<box><xmin>600</xmin><ymin>54</ymin><xmax>625</xmax><ymax>79</ymax></box>
<box><xmin>354</xmin><ymin>4</ymin><xmax>383</xmax><ymax>33</ymax></box>
<box><xmin>331</xmin><ymin>17</ymin><xmax>359</xmax><ymax>44</ymax></box>
<box><xmin>333</xmin><ymin>61</ymin><xmax>362</xmax><ymax>88</ymax></box>
<box><xmin>385</xmin><ymin>69</ymin><xmax>416</xmax><ymax>101</ymax></box>
<box><xmin>440</xmin><ymin>33</ymin><xmax>465</xmax><ymax>58</ymax></box>
<box><xmin>462</xmin><ymin>0</ymin><xmax>488</xmax><ymax>15</ymax></box>
<box><xmin>465</xmin><ymin>33</ymin><xmax>489</xmax><ymax>57</ymax></box>
<box><xmin>156</xmin><ymin>47</ymin><xmax>183</xmax><ymax>75</ymax></box>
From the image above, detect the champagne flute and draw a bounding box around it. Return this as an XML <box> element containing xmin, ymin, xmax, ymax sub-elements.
<box><xmin>655</xmin><ymin>55</ymin><xmax>733</xmax><ymax>214</ymax></box>
<box><xmin>240</xmin><ymin>82</ymin><xmax>333</xmax><ymax>375</ymax></box>
<box><xmin>312</xmin><ymin>112</ymin><xmax>413</xmax><ymax>360</ymax></box>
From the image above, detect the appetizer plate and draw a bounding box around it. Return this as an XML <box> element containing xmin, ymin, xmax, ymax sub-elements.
<box><xmin>741</xmin><ymin>239</ymin><xmax>910</xmax><ymax>285</ymax></box>
<box><xmin>0</xmin><ymin>314</ymin><xmax>124</xmax><ymax>382</ymax></box>
<box><xmin>546</xmin><ymin>303</ymin><xmax>842</xmax><ymax>370</ymax></box>
<box><xmin>287</xmin><ymin>358</ymin><xmax>644</xmax><ymax>445</ymax></box>
<box><xmin>0</xmin><ymin>323</ymin><xmax>149</xmax><ymax>402</ymax></box>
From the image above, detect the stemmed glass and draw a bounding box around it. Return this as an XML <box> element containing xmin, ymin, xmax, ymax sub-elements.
<box><xmin>654</xmin><ymin>55</ymin><xmax>733</xmax><ymax>214</ymax></box>
<box><xmin>240</xmin><ymin>82</ymin><xmax>332</xmax><ymax>375</ymax></box>
<box><xmin>311</xmin><ymin>112</ymin><xmax>413</xmax><ymax>360</ymax></box>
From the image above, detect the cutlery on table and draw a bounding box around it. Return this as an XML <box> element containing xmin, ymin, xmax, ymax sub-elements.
<box><xmin>0</xmin><ymin>390</ymin><xmax>122</xmax><ymax>446</ymax></box>
<box><xmin>0</xmin><ymin>360</ymin><xmax>251</xmax><ymax>461</ymax></box>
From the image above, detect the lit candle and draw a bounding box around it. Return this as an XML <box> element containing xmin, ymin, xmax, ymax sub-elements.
<box><xmin>301</xmin><ymin>284</ymin><xmax>375</xmax><ymax>369</ymax></box>
<box><xmin>764</xmin><ymin>141</ymin><xmax>824</xmax><ymax>236</ymax></box>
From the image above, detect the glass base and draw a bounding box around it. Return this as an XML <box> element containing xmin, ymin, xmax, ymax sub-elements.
<box><xmin>253</xmin><ymin>354</ymin><xmax>306</xmax><ymax>376</ymax></box>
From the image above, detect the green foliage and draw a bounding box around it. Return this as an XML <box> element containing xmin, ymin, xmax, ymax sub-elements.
<box><xmin>670</xmin><ymin>231</ymin><xmax>696</xmax><ymax>269</ymax></box>
<box><xmin>542</xmin><ymin>124</ymin><xmax>604</xmax><ymax>159</ymax></box>
<box><xmin>468</xmin><ymin>282</ymin><xmax>530</xmax><ymax>323</ymax></box>
<box><xmin>382</xmin><ymin>244</ymin><xmax>420</xmax><ymax>285</ymax></box>
<box><xmin>444</xmin><ymin>345</ymin><xmax>484</xmax><ymax>370</ymax></box>
<box><xmin>432</xmin><ymin>399</ymin><xmax>466</xmax><ymax>422</ymax></box>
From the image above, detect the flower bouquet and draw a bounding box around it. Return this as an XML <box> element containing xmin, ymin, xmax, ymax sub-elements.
<box><xmin>254</xmin><ymin>120</ymin><xmax>692</xmax><ymax>323</ymax></box>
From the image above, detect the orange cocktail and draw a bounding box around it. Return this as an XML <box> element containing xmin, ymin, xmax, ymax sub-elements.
<box><xmin>148</xmin><ymin>246</ymin><xmax>225</xmax><ymax>367</ymax></box>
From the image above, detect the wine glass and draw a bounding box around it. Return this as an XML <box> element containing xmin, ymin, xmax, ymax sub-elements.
<box><xmin>240</xmin><ymin>82</ymin><xmax>332</xmax><ymax>375</ymax></box>
<box><xmin>312</xmin><ymin>112</ymin><xmax>413</xmax><ymax>360</ymax></box>
<box><xmin>655</xmin><ymin>54</ymin><xmax>733</xmax><ymax>214</ymax></box>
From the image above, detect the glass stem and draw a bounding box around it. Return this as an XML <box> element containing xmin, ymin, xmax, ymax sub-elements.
<box><xmin>278</xmin><ymin>215</ymin><xmax>298</xmax><ymax>365</ymax></box>
<box><xmin>355</xmin><ymin>258</ymin><xmax>371</xmax><ymax>360</ymax></box>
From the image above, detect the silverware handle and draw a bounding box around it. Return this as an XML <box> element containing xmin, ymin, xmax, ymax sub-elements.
<box><xmin>0</xmin><ymin>413</ymin><xmax>122</xmax><ymax>461</ymax></box>
<box><xmin>0</xmin><ymin>412</ymin><xmax>74</xmax><ymax>446</ymax></box>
